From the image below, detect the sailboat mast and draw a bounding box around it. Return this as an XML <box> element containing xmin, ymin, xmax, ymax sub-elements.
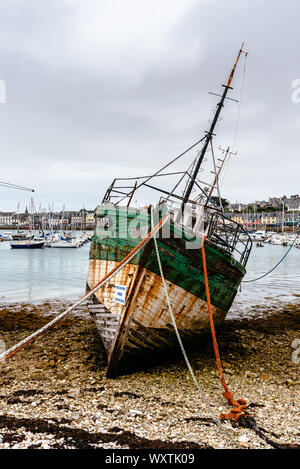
<box><xmin>30</xmin><ymin>198</ymin><xmax>33</xmax><ymax>238</ymax></box>
<box><xmin>182</xmin><ymin>44</ymin><xmax>244</xmax><ymax>207</ymax></box>
<box><xmin>17</xmin><ymin>202</ymin><xmax>20</xmax><ymax>231</ymax></box>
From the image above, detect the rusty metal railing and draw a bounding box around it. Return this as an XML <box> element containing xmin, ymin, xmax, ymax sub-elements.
<box><xmin>207</xmin><ymin>211</ymin><xmax>252</xmax><ymax>267</ymax></box>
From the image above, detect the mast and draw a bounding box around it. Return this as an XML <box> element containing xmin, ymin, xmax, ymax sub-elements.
<box><xmin>16</xmin><ymin>202</ymin><xmax>20</xmax><ymax>232</ymax></box>
<box><xmin>293</xmin><ymin>210</ymin><xmax>295</xmax><ymax>234</ymax></box>
<box><xmin>30</xmin><ymin>198</ymin><xmax>33</xmax><ymax>238</ymax></box>
<box><xmin>181</xmin><ymin>44</ymin><xmax>245</xmax><ymax>208</ymax></box>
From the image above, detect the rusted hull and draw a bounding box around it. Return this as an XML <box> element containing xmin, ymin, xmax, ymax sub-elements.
<box><xmin>87</xmin><ymin>204</ymin><xmax>247</xmax><ymax>376</ymax></box>
<box><xmin>87</xmin><ymin>250</ymin><xmax>243</xmax><ymax>376</ymax></box>
<box><xmin>87</xmin><ymin>259</ymin><xmax>227</xmax><ymax>377</ymax></box>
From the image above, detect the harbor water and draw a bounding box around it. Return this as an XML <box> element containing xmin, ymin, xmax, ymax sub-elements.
<box><xmin>230</xmin><ymin>241</ymin><xmax>300</xmax><ymax>318</ymax></box>
<box><xmin>0</xmin><ymin>230</ymin><xmax>299</xmax><ymax>318</ymax></box>
<box><xmin>0</xmin><ymin>231</ymin><xmax>92</xmax><ymax>304</ymax></box>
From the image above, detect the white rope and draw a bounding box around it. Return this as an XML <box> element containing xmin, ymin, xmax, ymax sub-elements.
<box><xmin>0</xmin><ymin>214</ymin><xmax>169</xmax><ymax>363</ymax></box>
<box><xmin>150</xmin><ymin>208</ymin><xmax>240</xmax><ymax>448</ymax></box>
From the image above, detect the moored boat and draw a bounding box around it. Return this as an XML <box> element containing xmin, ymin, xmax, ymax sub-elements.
<box><xmin>249</xmin><ymin>230</ymin><xmax>267</xmax><ymax>242</ymax></box>
<box><xmin>88</xmin><ymin>205</ymin><xmax>251</xmax><ymax>377</ymax></box>
<box><xmin>10</xmin><ymin>239</ymin><xmax>45</xmax><ymax>249</ymax></box>
<box><xmin>12</xmin><ymin>231</ymin><xmax>27</xmax><ymax>241</ymax></box>
<box><xmin>50</xmin><ymin>233</ymin><xmax>80</xmax><ymax>248</ymax></box>
<box><xmin>10</xmin><ymin>199</ymin><xmax>44</xmax><ymax>249</ymax></box>
<box><xmin>0</xmin><ymin>232</ymin><xmax>14</xmax><ymax>241</ymax></box>
<box><xmin>86</xmin><ymin>45</ymin><xmax>252</xmax><ymax>377</ymax></box>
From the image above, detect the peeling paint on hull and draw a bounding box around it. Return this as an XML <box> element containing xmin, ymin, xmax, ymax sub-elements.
<box><xmin>87</xmin><ymin>207</ymin><xmax>245</xmax><ymax>376</ymax></box>
<box><xmin>87</xmin><ymin>259</ymin><xmax>227</xmax><ymax>376</ymax></box>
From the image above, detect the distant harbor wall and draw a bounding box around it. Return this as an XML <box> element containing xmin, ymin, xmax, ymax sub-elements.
<box><xmin>0</xmin><ymin>224</ymin><xmax>95</xmax><ymax>231</ymax></box>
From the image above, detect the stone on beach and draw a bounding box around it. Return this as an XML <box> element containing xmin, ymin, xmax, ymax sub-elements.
<box><xmin>0</xmin><ymin>301</ymin><xmax>298</xmax><ymax>449</ymax></box>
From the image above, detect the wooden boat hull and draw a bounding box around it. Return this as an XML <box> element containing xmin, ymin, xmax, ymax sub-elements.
<box><xmin>87</xmin><ymin>205</ymin><xmax>247</xmax><ymax>377</ymax></box>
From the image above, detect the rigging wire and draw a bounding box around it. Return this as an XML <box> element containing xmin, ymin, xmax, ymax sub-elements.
<box><xmin>242</xmin><ymin>233</ymin><xmax>299</xmax><ymax>283</ymax></box>
<box><xmin>181</xmin><ymin>154</ymin><xmax>198</xmax><ymax>198</ymax></box>
<box><xmin>0</xmin><ymin>181</ymin><xmax>34</xmax><ymax>192</ymax></box>
<box><xmin>164</xmin><ymin>154</ymin><xmax>199</xmax><ymax>205</ymax></box>
<box><xmin>116</xmin><ymin>136</ymin><xmax>206</xmax><ymax>205</ymax></box>
<box><xmin>218</xmin><ymin>52</ymin><xmax>248</xmax><ymax>187</ymax></box>
<box><xmin>232</xmin><ymin>52</ymin><xmax>248</xmax><ymax>152</ymax></box>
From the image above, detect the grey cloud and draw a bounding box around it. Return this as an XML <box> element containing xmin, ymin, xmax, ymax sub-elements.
<box><xmin>0</xmin><ymin>0</ymin><xmax>299</xmax><ymax>212</ymax></box>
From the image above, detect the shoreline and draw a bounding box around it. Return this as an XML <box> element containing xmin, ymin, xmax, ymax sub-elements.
<box><xmin>0</xmin><ymin>301</ymin><xmax>299</xmax><ymax>449</ymax></box>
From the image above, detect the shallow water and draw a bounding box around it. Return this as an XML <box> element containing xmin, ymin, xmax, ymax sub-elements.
<box><xmin>0</xmin><ymin>231</ymin><xmax>299</xmax><ymax>318</ymax></box>
<box><xmin>229</xmin><ymin>242</ymin><xmax>300</xmax><ymax>318</ymax></box>
<box><xmin>0</xmin><ymin>231</ymin><xmax>91</xmax><ymax>303</ymax></box>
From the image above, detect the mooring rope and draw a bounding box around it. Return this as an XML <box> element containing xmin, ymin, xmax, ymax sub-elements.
<box><xmin>201</xmin><ymin>235</ymin><xmax>250</xmax><ymax>423</ymax></box>
<box><xmin>150</xmin><ymin>209</ymin><xmax>240</xmax><ymax>449</ymax></box>
<box><xmin>0</xmin><ymin>213</ymin><xmax>169</xmax><ymax>363</ymax></box>
<box><xmin>242</xmin><ymin>232</ymin><xmax>299</xmax><ymax>283</ymax></box>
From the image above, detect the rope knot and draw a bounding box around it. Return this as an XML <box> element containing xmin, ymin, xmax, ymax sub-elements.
<box><xmin>237</xmin><ymin>398</ymin><xmax>247</xmax><ymax>406</ymax></box>
<box><xmin>220</xmin><ymin>394</ymin><xmax>248</xmax><ymax>422</ymax></box>
<box><xmin>222</xmin><ymin>390</ymin><xmax>234</xmax><ymax>400</ymax></box>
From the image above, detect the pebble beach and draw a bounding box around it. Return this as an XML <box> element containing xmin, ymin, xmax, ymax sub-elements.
<box><xmin>0</xmin><ymin>301</ymin><xmax>299</xmax><ymax>450</ymax></box>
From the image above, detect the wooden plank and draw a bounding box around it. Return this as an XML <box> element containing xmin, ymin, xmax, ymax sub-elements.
<box><xmin>130</xmin><ymin>324</ymin><xmax>169</xmax><ymax>350</ymax></box>
<box><xmin>96</xmin><ymin>329</ymin><xmax>116</xmax><ymax>339</ymax></box>
<box><xmin>93</xmin><ymin>313</ymin><xmax>121</xmax><ymax>319</ymax></box>
<box><xmin>123</xmin><ymin>342</ymin><xmax>140</xmax><ymax>351</ymax></box>
<box><xmin>131</xmin><ymin>318</ymin><xmax>174</xmax><ymax>347</ymax></box>
<box><xmin>97</xmin><ymin>322</ymin><xmax>118</xmax><ymax>329</ymax></box>
<box><xmin>88</xmin><ymin>307</ymin><xmax>107</xmax><ymax>313</ymax></box>
<box><xmin>94</xmin><ymin>317</ymin><xmax>120</xmax><ymax>324</ymax></box>
<box><xmin>127</xmin><ymin>330</ymin><xmax>156</xmax><ymax>350</ymax></box>
<box><xmin>96</xmin><ymin>323</ymin><xmax>119</xmax><ymax>330</ymax></box>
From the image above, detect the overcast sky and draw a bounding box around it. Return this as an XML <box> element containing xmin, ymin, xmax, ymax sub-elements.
<box><xmin>0</xmin><ymin>0</ymin><xmax>299</xmax><ymax>212</ymax></box>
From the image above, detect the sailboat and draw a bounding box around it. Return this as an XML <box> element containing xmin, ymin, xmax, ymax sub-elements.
<box><xmin>10</xmin><ymin>238</ymin><xmax>45</xmax><ymax>249</ymax></box>
<box><xmin>48</xmin><ymin>205</ymin><xmax>78</xmax><ymax>248</ymax></box>
<box><xmin>50</xmin><ymin>234</ymin><xmax>80</xmax><ymax>248</ymax></box>
<box><xmin>86</xmin><ymin>45</ymin><xmax>252</xmax><ymax>377</ymax></box>
<box><xmin>10</xmin><ymin>199</ymin><xmax>45</xmax><ymax>249</ymax></box>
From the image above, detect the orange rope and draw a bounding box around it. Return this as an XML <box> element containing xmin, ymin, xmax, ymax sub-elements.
<box><xmin>201</xmin><ymin>235</ymin><xmax>248</xmax><ymax>421</ymax></box>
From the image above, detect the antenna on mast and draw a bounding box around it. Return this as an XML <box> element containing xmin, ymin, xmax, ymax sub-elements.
<box><xmin>208</xmin><ymin>146</ymin><xmax>237</xmax><ymax>198</ymax></box>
